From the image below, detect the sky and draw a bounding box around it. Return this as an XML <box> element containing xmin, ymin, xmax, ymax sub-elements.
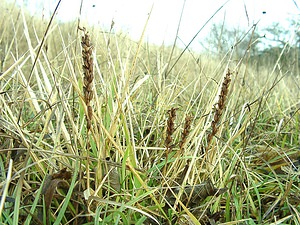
<box><xmin>15</xmin><ymin>0</ymin><xmax>300</xmax><ymax>50</ymax></box>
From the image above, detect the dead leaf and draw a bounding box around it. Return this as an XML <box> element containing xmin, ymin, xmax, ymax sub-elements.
<box><xmin>51</xmin><ymin>167</ymin><xmax>72</xmax><ymax>180</ymax></box>
<box><xmin>103</xmin><ymin>159</ymin><xmax>121</xmax><ymax>192</ymax></box>
<box><xmin>0</xmin><ymin>196</ymin><xmax>14</xmax><ymax>203</ymax></box>
<box><xmin>41</xmin><ymin>168</ymin><xmax>72</xmax><ymax>225</ymax></box>
<box><xmin>107</xmin><ymin>167</ymin><xmax>121</xmax><ymax>192</ymax></box>
<box><xmin>166</xmin><ymin>179</ymin><xmax>227</xmax><ymax>207</ymax></box>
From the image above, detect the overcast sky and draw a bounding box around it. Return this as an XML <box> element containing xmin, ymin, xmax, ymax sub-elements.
<box><xmin>16</xmin><ymin>0</ymin><xmax>300</xmax><ymax>50</ymax></box>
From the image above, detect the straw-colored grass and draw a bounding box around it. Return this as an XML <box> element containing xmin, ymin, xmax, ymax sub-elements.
<box><xmin>0</xmin><ymin>1</ymin><xmax>299</xmax><ymax>224</ymax></box>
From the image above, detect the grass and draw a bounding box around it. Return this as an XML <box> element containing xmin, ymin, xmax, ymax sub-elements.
<box><xmin>0</xmin><ymin>1</ymin><xmax>299</xmax><ymax>224</ymax></box>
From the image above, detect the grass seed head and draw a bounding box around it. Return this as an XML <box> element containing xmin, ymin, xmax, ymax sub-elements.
<box><xmin>179</xmin><ymin>115</ymin><xmax>192</xmax><ymax>151</ymax></box>
<box><xmin>80</xmin><ymin>27</ymin><xmax>94</xmax><ymax>130</ymax></box>
<box><xmin>206</xmin><ymin>68</ymin><xmax>232</xmax><ymax>150</ymax></box>
<box><xmin>165</xmin><ymin>107</ymin><xmax>178</xmax><ymax>149</ymax></box>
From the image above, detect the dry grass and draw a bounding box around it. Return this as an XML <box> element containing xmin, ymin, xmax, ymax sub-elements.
<box><xmin>0</xmin><ymin>1</ymin><xmax>299</xmax><ymax>225</ymax></box>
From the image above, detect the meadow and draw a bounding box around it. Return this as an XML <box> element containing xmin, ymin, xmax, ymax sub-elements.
<box><xmin>0</xmin><ymin>1</ymin><xmax>299</xmax><ymax>224</ymax></box>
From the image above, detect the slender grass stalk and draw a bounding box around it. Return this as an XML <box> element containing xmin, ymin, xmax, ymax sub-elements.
<box><xmin>0</xmin><ymin>159</ymin><xmax>13</xmax><ymax>217</ymax></box>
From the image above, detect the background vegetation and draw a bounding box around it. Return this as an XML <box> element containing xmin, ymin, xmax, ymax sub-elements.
<box><xmin>0</xmin><ymin>1</ymin><xmax>299</xmax><ymax>224</ymax></box>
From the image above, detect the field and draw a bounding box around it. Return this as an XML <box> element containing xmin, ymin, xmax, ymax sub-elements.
<box><xmin>0</xmin><ymin>1</ymin><xmax>299</xmax><ymax>225</ymax></box>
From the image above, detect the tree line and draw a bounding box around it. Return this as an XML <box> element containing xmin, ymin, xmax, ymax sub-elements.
<box><xmin>202</xmin><ymin>17</ymin><xmax>299</xmax><ymax>74</ymax></box>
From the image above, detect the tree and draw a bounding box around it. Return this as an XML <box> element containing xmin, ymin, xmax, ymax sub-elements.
<box><xmin>256</xmin><ymin>18</ymin><xmax>300</xmax><ymax>73</ymax></box>
<box><xmin>202</xmin><ymin>23</ymin><xmax>262</xmax><ymax>58</ymax></box>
